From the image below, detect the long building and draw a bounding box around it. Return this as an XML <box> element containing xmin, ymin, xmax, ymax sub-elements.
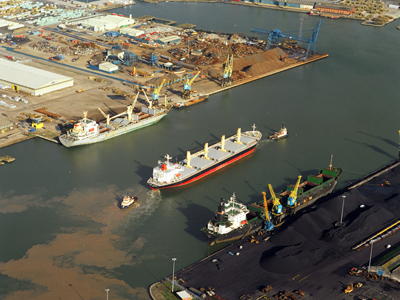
<box><xmin>0</xmin><ymin>59</ymin><xmax>74</xmax><ymax>96</ymax></box>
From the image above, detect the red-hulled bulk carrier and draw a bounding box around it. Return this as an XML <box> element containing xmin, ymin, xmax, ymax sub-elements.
<box><xmin>147</xmin><ymin>125</ymin><xmax>262</xmax><ymax>190</ymax></box>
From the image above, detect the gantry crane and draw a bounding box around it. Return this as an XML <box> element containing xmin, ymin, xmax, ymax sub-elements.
<box><xmin>152</xmin><ymin>79</ymin><xmax>166</xmax><ymax>105</ymax></box>
<box><xmin>251</xmin><ymin>20</ymin><xmax>322</xmax><ymax>61</ymax></box>
<box><xmin>287</xmin><ymin>175</ymin><xmax>302</xmax><ymax>208</ymax></box>
<box><xmin>182</xmin><ymin>71</ymin><xmax>200</xmax><ymax>100</ymax></box>
<box><xmin>39</xmin><ymin>26</ymin><xmax>45</xmax><ymax>37</ymax></box>
<box><xmin>268</xmin><ymin>184</ymin><xmax>283</xmax><ymax>224</ymax></box>
<box><xmin>262</xmin><ymin>191</ymin><xmax>274</xmax><ymax>231</ymax></box>
<box><xmin>221</xmin><ymin>54</ymin><xmax>234</xmax><ymax>87</ymax></box>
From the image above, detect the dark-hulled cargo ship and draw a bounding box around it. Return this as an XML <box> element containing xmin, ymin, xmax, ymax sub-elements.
<box><xmin>147</xmin><ymin>125</ymin><xmax>262</xmax><ymax>190</ymax></box>
<box><xmin>201</xmin><ymin>159</ymin><xmax>342</xmax><ymax>245</ymax></box>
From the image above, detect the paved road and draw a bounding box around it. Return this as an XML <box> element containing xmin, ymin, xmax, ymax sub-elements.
<box><xmin>171</xmin><ymin>162</ymin><xmax>400</xmax><ymax>300</ymax></box>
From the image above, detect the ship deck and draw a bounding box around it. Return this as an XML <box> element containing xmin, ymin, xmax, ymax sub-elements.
<box><xmin>176</xmin><ymin>133</ymin><xmax>259</xmax><ymax>178</ymax></box>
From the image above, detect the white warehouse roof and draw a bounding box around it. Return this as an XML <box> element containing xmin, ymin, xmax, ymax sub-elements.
<box><xmin>0</xmin><ymin>59</ymin><xmax>72</xmax><ymax>89</ymax></box>
<box><xmin>0</xmin><ymin>59</ymin><xmax>73</xmax><ymax>95</ymax></box>
<box><xmin>119</xmin><ymin>27</ymin><xmax>144</xmax><ymax>37</ymax></box>
<box><xmin>82</xmin><ymin>15</ymin><xmax>135</xmax><ymax>30</ymax></box>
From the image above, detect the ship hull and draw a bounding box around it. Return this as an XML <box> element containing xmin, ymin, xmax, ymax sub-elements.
<box><xmin>59</xmin><ymin>113</ymin><xmax>167</xmax><ymax>147</ymax></box>
<box><xmin>202</xmin><ymin>172</ymin><xmax>340</xmax><ymax>245</ymax></box>
<box><xmin>149</xmin><ymin>144</ymin><xmax>257</xmax><ymax>190</ymax></box>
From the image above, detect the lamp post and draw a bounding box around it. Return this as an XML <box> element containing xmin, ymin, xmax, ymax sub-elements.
<box><xmin>171</xmin><ymin>258</ymin><xmax>177</xmax><ymax>292</ymax></box>
<box><xmin>340</xmin><ymin>195</ymin><xmax>346</xmax><ymax>224</ymax></box>
<box><xmin>368</xmin><ymin>242</ymin><xmax>374</xmax><ymax>273</ymax></box>
<box><xmin>105</xmin><ymin>289</ymin><xmax>110</xmax><ymax>300</ymax></box>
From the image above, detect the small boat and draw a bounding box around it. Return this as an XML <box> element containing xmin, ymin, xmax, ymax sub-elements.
<box><xmin>269</xmin><ymin>123</ymin><xmax>288</xmax><ymax>140</ymax></box>
<box><xmin>119</xmin><ymin>190</ymin><xmax>137</xmax><ymax>209</ymax></box>
<box><xmin>173</xmin><ymin>94</ymin><xmax>209</xmax><ymax>109</ymax></box>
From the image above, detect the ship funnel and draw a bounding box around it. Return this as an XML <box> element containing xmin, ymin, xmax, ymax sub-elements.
<box><xmin>83</xmin><ymin>111</ymin><xmax>87</xmax><ymax>122</ymax></box>
<box><xmin>204</xmin><ymin>143</ymin><xmax>210</xmax><ymax>160</ymax></box>
<box><xmin>220</xmin><ymin>135</ymin><xmax>226</xmax><ymax>152</ymax></box>
<box><xmin>186</xmin><ymin>151</ymin><xmax>192</xmax><ymax>168</ymax></box>
<box><xmin>235</xmin><ymin>128</ymin><xmax>242</xmax><ymax>144</ymax></box>
<box><xmin>216</xmin><ymin>198</ymin><xmax>225</xmax><ymax>222</ymax></box>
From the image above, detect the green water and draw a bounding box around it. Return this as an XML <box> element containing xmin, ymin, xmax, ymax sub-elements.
<box><xmin>1</xmin><ymin>3</ymin><xmax>400</xmax><ymax>299</ymax></box>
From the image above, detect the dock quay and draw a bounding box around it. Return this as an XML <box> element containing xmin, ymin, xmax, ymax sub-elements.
<box><xmin>150</xmin><ymin>159</ymin><xmax>400</xmax><ymax>300</ymax></box>
<box><xmin>35</xmin><ymin>134</ymin><xmax>59</xmax><ymax>144</ymax></box>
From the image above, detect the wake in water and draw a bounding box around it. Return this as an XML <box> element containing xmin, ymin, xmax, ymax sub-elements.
<box><xmin>125</xmin><ymin>189</ymin><xmax>163</xmax><ymax>224</ymax></box>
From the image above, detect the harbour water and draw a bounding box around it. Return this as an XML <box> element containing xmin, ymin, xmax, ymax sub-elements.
<box><xmin>1</xmin><ymin>3</ymin><xmax>400</xmax><ymax>299</ymax></box>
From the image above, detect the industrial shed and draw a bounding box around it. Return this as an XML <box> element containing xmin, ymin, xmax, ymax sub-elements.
<box><xmin>154</xmin><ymin>35</ymin><xmax>182</xmax><ymax>45</ymax></box>
<box><xmin>81</xmin><ymin>15</ymin><xmax>135</xmax><ymax>32</ymax></box>
<box><xmin>286</xmin><ymin>0</ymin><xmax>314</xmax><ymax>9</ymax></box>
<box><xmin>119</xmin><ymin>27</ymin><xmax>145</xmax><ymax>37</ymax></box>
<box><xmin>0</xmin><ymin>59</ymin><xmax>74</xmax><ymax>96</ymax></box>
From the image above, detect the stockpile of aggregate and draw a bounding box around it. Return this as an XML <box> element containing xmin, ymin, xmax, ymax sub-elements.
<box><xmin>259</xmin><ymin>166</ymin><xmax>400</xmax><ymax>275</ymax></box>
<box><xmin>232</xmin><ymin>48</ymin><xmax>294</xmax><ymax>77</ymax></box>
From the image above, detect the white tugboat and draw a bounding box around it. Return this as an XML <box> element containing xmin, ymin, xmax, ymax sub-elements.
<box><xmin>269</xmin><ymin>123</ymin><xmax>288</xmax><ymax>140</ymax></box>
<box><xmin>120</xmin><ymin>189</ymin><xmax>137</xmax><ymax>209</ymax></box>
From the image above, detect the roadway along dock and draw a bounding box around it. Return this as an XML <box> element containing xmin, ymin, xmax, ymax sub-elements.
<box><xmin>151</xmin><ymin>159</ymin><xmax>400</xmax><ymax>300</ymax></box>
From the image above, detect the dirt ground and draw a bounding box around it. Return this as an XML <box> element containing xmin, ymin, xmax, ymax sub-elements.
<box><xmin>0</xmin><ymin>25</ymin><xmax>324</xmax><ymax>148</ymax></box>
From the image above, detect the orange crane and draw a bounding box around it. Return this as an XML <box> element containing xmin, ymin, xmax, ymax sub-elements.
<box><xmin>39</xmin><ymin>26</ymin><xmax>45</xmax><ymax>37</ymax></box>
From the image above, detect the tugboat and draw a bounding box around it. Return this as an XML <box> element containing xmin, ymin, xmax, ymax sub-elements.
<box><xmin>119</xmin><ymin>190</ymin><xmax>137</xmax><ymax>209</ymax></box>
<box><xmin>269</xmin><ymin>123</ymin><xmax>288</xmax><ymax>140</ymax></box>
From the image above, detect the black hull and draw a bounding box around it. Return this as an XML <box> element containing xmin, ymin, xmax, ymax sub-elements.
<box><xmin>204</xmin><ymin>178</ymin><xmax>339</xmax><ymax>245</ymax></box>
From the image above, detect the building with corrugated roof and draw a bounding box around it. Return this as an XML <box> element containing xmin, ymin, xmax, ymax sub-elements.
<box><xmin>0</xmin><ymin>59</ymin><xmax>74</xmax><ymax>96</ymax></box>
<box><xmin>81</xmin><ymin>15</ymin><xmax>135</xmax><ymax>32</ymax></box>
<box><xmin>154</xmin><ymin>35</ymin><xmax>182</xmax><ymax>46</ymax></box>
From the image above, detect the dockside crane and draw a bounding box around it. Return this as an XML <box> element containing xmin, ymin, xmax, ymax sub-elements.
<box><xmin>250</xmin><ymin>20</ymin><xmax>322</xmax><ymax>61</ymax></box>
<box><xmin>152</xmin><ymin>79</ymin><xmax>166</xmax><ymax>105</ymax></box>
<box><xmin>268</xmin><ymin>184</ymin><xmax>283</xmax><ymax>224</ymax></box>
<box><xmin>39</xmin><ymin>26</ymin><xmax>45</xmax><ymax>37</ymax></box>
<box><xmin>287</xmin><ymin>175</ymin><xmax>302</xmax><ymax>208</ymax></box>
<box><xmin>182</xmin><ymin>71</ymin><xmax>200</xmax><ymax>100</ymax></box>
<box><xmin>221</xmin><ymin>54</ymin><xmax>234</xmax><ymax>87</ymax></box>
<box><xmin>262</xmin><ymin>191</ymin><xmax>274</xmax><ymax>231</ymax></box>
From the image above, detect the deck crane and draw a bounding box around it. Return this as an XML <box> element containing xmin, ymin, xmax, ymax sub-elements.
<box><xmin>152</xmin><ymin>79</ymin><xmax>166</xmax><ymax>105</ymax></box>
<box><xmin>250</xmin><ymin>20</ymin><xmax>322</xmax><ymax>61</ymax></box>
<box><xmin>97</xmin><ymin>107</ymin><xmax>127</xmax><ymax>125</ymax></box>
<box><xmin>262</xmin><ymin>191</ymin><xmax>274</xmax><ymax>231</ymax></box>
<box><xmin>182</xmin><ymin>71</ymin><xmax>200</xmax><ymax>100</ymax></box>
<box><xmin>268</xmin><ymin>184</ymin><xmax>283</xmax><ymax>222</ymax></box>
<box><xmin>221</xmin><ymin>54</ymin><xmax>234</xmax><ymax>87</ymax></box>
<box><xmin>287</xmin><ymin>175</ymin><xmax>302</xmax><ymax>208</ymax></box>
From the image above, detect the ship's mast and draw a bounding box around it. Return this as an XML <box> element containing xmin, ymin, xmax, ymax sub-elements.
<box><xmin>329</xmin><ymin>154</ymin><xmax>333</xmax><ymax>171</ymax></box>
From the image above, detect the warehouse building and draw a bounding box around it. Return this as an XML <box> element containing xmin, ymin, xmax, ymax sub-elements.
<box><xmin>0</xmin><ymin>59</ymin><xmax>74</xmax><ymax>96</ymax></box>
<box><xmin>119</xmin><ymin>27</ymin><xmax>145</xmax><ymax>37</ymax></box>
<box><xmin>154</xmin><ymin>35</ymin><xmax>182</xmax><ymax>46</ymax></box>
<box><xmin>81</xmin><ymin>15</ymin><xmax>135</xmax><ymax>32</ymax></box>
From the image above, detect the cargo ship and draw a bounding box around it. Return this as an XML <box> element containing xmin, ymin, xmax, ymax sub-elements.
<box><xmin>173</xmin><ymin>94</ymin><xmax>209</xmax><ymax>109</ymax></box>
<box><xmin>201</xmin><ymin>159</ymin><xmax>342</xmax><ymax>245</ymax></box>
<box><xmin>147</xmin><ymin>125</ymin><xmax>262</xmax><ymax>190</ymax></box>
<box><xmin>59</xmin><ymin>95</ymin><xmax>168</xmax><ymax>147</ymax></box>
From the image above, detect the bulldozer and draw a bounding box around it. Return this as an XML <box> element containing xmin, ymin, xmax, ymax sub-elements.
<box><xmin>344</xmin><ymin>283</ymin><xmax>353</xmax><ymax>294</ymax></box>
<box><xmin>249</xmin><ymin>236</ymin><xmax>259</xmax><ymax>244</ymax></box>
<box><xmin>76</xmin><ymin>89</ymin><xmax>85</xmax><ymax>93</ymax></box>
